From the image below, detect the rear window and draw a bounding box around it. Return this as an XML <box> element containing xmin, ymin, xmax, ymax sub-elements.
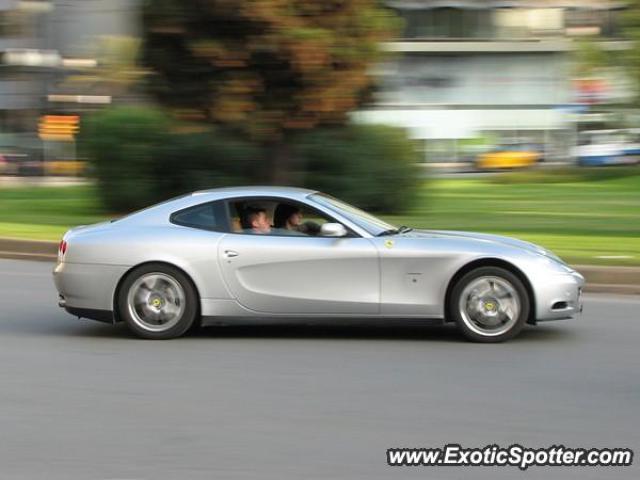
<box><xmin>170</xmin><ymin>201</ymin><xmax>226</xmax><ymax>231</ymax></box>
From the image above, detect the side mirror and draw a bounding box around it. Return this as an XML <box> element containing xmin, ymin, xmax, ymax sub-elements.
<box><xmin>320</xmin><ymin>223</ymin><xmax>348</xmax><ymax>238</ymax></box>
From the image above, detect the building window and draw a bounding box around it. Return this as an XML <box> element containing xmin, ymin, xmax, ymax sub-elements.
<box><xmin>565</xmin><ymin>8</ymin><xmax>623</xmax><ymax>38</ymax></box>
<box><xmin>0</xmin><ymin>10</ymin><xmax>28</xmax><ymax>38</ymax></box>
<box><xmin>398</xmin><ymin>8</ymin><xmax>494</xmax><ymax>40</ymax></box>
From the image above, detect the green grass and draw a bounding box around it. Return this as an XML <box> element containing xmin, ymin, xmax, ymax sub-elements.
<box><xmin>384</xmin><ymin>172</ymin><xmax>640</xmax><ymax>266</ymax></box>
<box><xmin>1</xmin><ymin>170</ymin><xmax>639</xmax><ymax>265</ymax></box>
<box><xmin>0</xmin><ymin>186</ymin><xmax>107</xmax><ymax>241</ymax></box>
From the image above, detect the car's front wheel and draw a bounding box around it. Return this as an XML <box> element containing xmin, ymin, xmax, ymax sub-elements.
<box><xmin>118</xmin><ymin>264</ymin><xmax>198</xmax><ymax>339</ymax></box>
<box><xmin>449</xmin><ymin>266</ymin><xmax>530</xmax><ymax>343</ymax></box>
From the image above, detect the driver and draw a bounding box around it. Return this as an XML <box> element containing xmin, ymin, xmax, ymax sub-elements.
<box><xmin>273</xmin><ymin>204</ymin><xmax>321</xmax><ymax>236</ymax></box>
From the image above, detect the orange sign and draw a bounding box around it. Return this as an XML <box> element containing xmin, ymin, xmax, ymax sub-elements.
<box><xmin>39</xmin><ymin>115</ymin><xmax>80</xmax><ymax>141</ymax></box>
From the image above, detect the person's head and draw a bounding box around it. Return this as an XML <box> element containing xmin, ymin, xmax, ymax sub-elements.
<box><xmin>243</xmin><ymin>206</ymin><xmax>271</xmax><ymax>234</ymax></box>
<box><xmin>273</xmin><ymin>204</ymin><xmax>302</xmax><ymax>230</ymax></box>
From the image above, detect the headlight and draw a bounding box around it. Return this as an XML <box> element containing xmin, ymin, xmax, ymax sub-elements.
<box><xmin>542</xmin><ymin>249</ymin><xmax>565</xmax><ymax>265</ymax></box>
<box><xmin>539</xmin><ymin>252</ymin><xmax>574</xmax><ymax>273</ymax></box>
<box><xmin>528</xmin><ymin>242</ymin><xmax>566</xmax><ymax>266</ymax></box>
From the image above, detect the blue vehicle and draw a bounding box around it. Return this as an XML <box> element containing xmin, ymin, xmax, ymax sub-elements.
<box><xmin>574</xmin><ymin>130</ymin><xmax>640</xmax><ymax>166</ymax></box>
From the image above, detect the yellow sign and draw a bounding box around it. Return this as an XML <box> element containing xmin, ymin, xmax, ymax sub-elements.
<box><xmin>39</xmin><ymin>115</ymin><xmax>80</xmax><ymax>141</ymax></box>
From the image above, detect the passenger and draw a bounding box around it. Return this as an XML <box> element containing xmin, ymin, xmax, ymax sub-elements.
<box><xmin>242</xmin><ymin>206</ymin><xmax>271</xmax><ymax>234</ymax></box>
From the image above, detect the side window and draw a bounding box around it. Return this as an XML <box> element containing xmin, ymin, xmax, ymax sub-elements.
<box><xmin>170</xmin><ymin>201</ymin><xmax>226</xmax><ymax>231</ymax></box>
<box><xmin>228</xmin><ymin>198</ymin><xmax>353</xmax><ymax>237</ymax></box>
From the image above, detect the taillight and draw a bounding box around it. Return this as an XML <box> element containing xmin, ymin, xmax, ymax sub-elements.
<box><xmin>59</xmin><ymin>240</ymin><xmax>67</xmax><ymax>256</ymax></box>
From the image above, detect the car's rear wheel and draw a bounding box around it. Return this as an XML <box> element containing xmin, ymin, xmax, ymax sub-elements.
<box><xmin>118</xmin><ymin>264</ymin><xmax>198</xmax><ymax>339</ymax></box>
<box><xmin>449</xmin><ymin>266</ymin><xmax>529</xmax><ymax>343</ymax></box>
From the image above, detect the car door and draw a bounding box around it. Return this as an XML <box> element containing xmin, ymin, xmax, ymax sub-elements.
<box><xmin>218</xmin><ymin>201</ymin><xmax>379</xmax><ymax>315</ymax></box>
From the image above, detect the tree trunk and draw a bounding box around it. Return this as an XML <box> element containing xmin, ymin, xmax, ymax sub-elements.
<box><xmin>266</xmin><ymin>141</ymin><xmax>293</xmax><ymax>185</ymax></box>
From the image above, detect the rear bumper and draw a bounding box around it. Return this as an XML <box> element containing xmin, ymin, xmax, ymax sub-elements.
<box><xmin>535</xmin><ymin>271</ymin><xmax>585</xmax><ymax>321</ymax></box>
<box><xmin>53</xmin><ymin>261</ymin><xmax>128</xmax><ymax>313</ymax></box>
<box><xmin>56</xmin><ymin>288</ymin><xmax>114</xmax><ymax>323</ymax></box>
<box><xmin>64</xmin><ymin>305</ymin><xmax>114</xmax><ymax>323</ymax></box>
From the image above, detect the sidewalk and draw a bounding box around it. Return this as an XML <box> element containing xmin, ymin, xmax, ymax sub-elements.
<box><xmin>1</xmin><ymin>238</ymin><xmax>637</xmax><ymax>295</ymax></box>
<box><xmin>0</xmin><ymin>176</ymin><xmax>91</xmax><ymax>188</ymax></box>
<box><xmin>0</xmin><ymin>238</ymin><xmax>58</xmax><ymax>262</ymax></box>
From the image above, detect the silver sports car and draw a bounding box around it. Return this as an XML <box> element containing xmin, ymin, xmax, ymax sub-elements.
<box><xmin>53</xmin><ymin>186</ymin><xmax>584</xmax><ymax>342</ymax></box>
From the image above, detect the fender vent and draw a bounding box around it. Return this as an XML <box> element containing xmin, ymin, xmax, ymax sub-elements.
<box><xmin>551</xmin><ymin>301</ymin><xmax>569</xmax><ymax>310</ymax></box>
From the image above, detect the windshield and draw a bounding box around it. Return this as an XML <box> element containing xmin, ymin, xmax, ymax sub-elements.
<box><xmin>309</xmin><ymin>193</ymin><xmax>397</xmax><ymax>236</ymax></box>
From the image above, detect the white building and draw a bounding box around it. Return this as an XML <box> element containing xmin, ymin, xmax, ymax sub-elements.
<box><xmin>355</xmin><ymin>0</ymin><xmax>631</xmax><ymax>163</ymax></box>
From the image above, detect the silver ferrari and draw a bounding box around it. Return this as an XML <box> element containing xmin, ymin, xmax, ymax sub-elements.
<box><xmin>53</xmin><ymin>186</ymin><xmax>584</xmax><ymax>342</ymax></box>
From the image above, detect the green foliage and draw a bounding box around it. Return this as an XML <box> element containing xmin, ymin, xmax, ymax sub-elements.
<box><xmin>622</xmin><ymin>1</ymin><xmax>640</xmax><ymax>99</ymax></box>
<box><xmin>622</xmin><ymin>0</ymin><xmax>640</xmax><ymax>40</ymax></box>
<box><xmin>152</xmin><ymin>130</ymin><xmax>261</xmax><ymax>197</ymax></box>
<box><xmin>81</xmin><ymin>107</ymin><xmax>421</xmax><ymax>215</ymax></box>
<box><xmin>81</xmin><ymin>106</ymin><xmax>170</xmax><ymax>212</ymax></box>
<box><xmin>573</xmin><ymin>39</ymin><xmax>610</xmax><ymax>77</ymax></box>
<box><xmin>295</xmin><ymin>124</ymin><xmax>421</xmax><ymax>213</ymax></box>
<box><xmin>81</xmin><ymin>106</ymin><xmax>259</xmax><ymax>212</ymax></box>
<box><xmin>138</xmin><ymin>0</ymin><xmax>415</xmax><ymax>189</ymax></box>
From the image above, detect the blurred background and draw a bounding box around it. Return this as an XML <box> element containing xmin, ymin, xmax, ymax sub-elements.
<box><xmin>0</xmin><ymin>0</ymin><xmax>638</xmax><ymax>266</ymax></box>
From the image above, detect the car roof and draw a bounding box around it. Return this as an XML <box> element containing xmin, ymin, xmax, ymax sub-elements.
<box><xmin>190</xmin><ymin>185</ymin><xmax>318</xmax><ymax>200</ymax></box>
<box><xmin>112</xmin><ymin>186</ymin><xmax>323</xmax><ymax>227</ymax></box>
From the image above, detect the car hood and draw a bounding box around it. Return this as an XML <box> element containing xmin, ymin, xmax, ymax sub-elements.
<box><xmin>403</xmin><ymin>229</ymin><xmax>547</xmax><ymax>256</ymax></box>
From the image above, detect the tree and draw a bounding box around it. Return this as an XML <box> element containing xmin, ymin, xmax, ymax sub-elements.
<box><xmin>622</xmin><ymin>1</ymin><xmax>640</xmax><ymax>103</ymax></box>
<box><xmin>140</xmin><ymin>0</ymin><xmax>399</xmax><ymax>183</ymax></box>
<box><xmin>573</xmin><ymin>39</ymin><xmax>610</xmax><ymax>78</ymax></box>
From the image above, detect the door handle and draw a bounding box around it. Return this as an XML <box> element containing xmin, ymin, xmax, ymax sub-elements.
<box><xmin>224</xmin><ymin>250</ymin><xmax>239</xmax><ymax>258</ymax></box>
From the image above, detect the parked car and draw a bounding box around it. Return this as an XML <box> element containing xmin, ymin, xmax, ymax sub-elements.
<box><xmin>54</xmin><ymin>187</ymin><xmax>584</xmax><ymax>342</ymax></box>
<box><xmin>43</xmin><ymin>160</ymin><xmax>87</xmax><ymax>176</ymax></box>
<box><xmin>574</xmin><ymin>130</ymin><xmax>640</xmax><ymax>166</ymax></box>
<box><xmin>476</xmin><ymin>143</ymin><xmax>542</xmax><ymax>170</ymax></box>
<box><xmin>0</xmin><ymin>151</ymin><xmax>25</xmax><ymax>175</ymax></box>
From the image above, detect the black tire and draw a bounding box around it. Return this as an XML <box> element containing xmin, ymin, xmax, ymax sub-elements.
<box><xmin>449</xmin><ymin>266</ymin><xmax>530</xmax><ymax>343</ymax></box>
<box><xmin>117</xmin><ymin>263</ymin><xmax>198</xmax><ymax>339</ymax></box>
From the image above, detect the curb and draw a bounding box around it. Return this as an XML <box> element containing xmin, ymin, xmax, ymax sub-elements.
<box><xmin>576</xmin><ymin>265</ymin><xmax>640</xmax><ymax>295</ymax></box>
<box><xmin>0</xmin><ymin>238</ymin><xmax>58</xmax><ymax>261</ymax></box>
<box><xmin>0</xmin><ymin>238</ymin><xmax>638</xmax><ymax>295</ymax></box>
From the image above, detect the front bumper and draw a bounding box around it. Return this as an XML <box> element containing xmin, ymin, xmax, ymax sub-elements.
<box><xmin>535</xmin><ymin>271</ymin><xmax>585</xmax><ymax>321</ymax></box>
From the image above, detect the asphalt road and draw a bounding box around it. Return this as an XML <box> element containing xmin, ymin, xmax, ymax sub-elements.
<box><xmin>1</xmin><ymin>259</ymin><xmax>638</xmax><ymax>480</ymax></box>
